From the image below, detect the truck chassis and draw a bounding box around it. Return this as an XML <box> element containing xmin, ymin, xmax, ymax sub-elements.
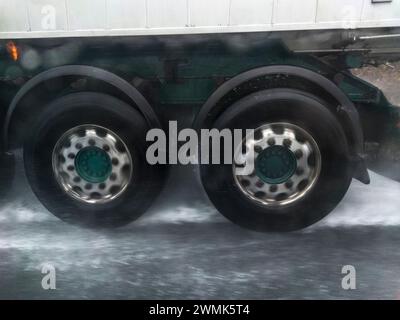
<box><xmin>1</xmin><ymin>28</ymin><xmax>400</xmax><ymax>231</ymax></box>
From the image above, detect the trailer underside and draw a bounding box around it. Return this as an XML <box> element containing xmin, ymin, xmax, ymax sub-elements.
<box><xmin>1</xmin><ymin>29</ymin><xmax>399</xmax><ymax>159</ymax></box>
<box><xmin>0</xmin><ymin>28</ymin><xmax>400</xmax><ymax>230</ymax></box>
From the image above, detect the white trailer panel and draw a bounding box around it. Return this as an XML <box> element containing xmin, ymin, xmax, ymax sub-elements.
<box><xmin>27</xmin><ymin>0</ymin><xmax>67</xmax><ymax>31</ymax></box>
<box><xmin>107</xmin><ymin>0</ymin><xmax>147</xmax><ymax>29</ymax></box>
<box><xmin>230</xmin><ymin>0</ymin><xmax>273</xmax><ymax>26</ymax></box>
<box><xmin>0</xmin><ymin>0</ymin><xmax>399</xmax><ymax>39</ymax></box>
<box><xmin>147</xmin><ymin>0</ymin><xmax>188</xmax><ymax>28</ymax></box>
<box><xmin>273</xmin><ymin>0</ymin><xmax>317</xmax><ymax>25</ymax></box>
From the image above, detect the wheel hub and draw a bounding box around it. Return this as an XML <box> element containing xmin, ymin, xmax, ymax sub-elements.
<box><xmin>75</xmin><ymin>146</ymin><xmax>112</xmax><ymax>183</ymax></box>
<box><xmin>255</xmin><ymin>145</ymin><xmax>297</xmax><ymax>185</ymax></box>
<box><xmin>52</xmin><ymin>125</ymin><xmax>133</xmax><ymax>204</ymax></box>
<box><xmin>233</xmin><ymin>122</ymin><xmax>321</xmax><ymax>207</ymax></box>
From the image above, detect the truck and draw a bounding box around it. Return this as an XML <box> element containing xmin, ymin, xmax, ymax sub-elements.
<box><xmin>0</xmin><ymin>0</ymin><xmax>400</xmax><ymax>232</ymax></box>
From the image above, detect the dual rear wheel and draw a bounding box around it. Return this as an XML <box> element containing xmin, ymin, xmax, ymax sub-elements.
<box><xmin>24</xmin><ymin>92</ymin><xmax>165</xmax><ymax>228</ymax></box>
<box><xmin>23</xmin><ymin>89</ymin><xmax>353</xmax><ymax>231</ymax></box>
<box><xmin>200</xmin><ymin>89</ymin><xmax>353</xmax><ymax>232</ymax></box>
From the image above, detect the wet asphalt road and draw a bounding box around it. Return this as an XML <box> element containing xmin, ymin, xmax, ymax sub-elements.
<box><xmin>0</xmin><ymin>153</ymin><xmax>400</xmax><ymax>299</ymax></box>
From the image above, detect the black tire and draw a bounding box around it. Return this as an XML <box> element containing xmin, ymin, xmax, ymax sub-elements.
<box><xmin>0</xmin><ymin>153</ymin><xmax>15</xmax><ymax>199</ymax></box>
<box><xmin>200</xmin><ymin>89</ymin><xmax>353</xmax><ymax>232</ymax></box>
<box><xmin>24</xmin><ymin>92</ymin><xmax>166</xmax><ymax>228</ymax></box>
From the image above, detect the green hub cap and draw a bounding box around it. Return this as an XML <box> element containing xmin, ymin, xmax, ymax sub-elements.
<box><xmin>255</xmin><ymin>145</ymin><xmax>297</xmax><ymax>185</ymax></box>
<box><xmin>75</xmin><ymin>146</ymin><xmax>112</xmax><ymax>183</ymax></box>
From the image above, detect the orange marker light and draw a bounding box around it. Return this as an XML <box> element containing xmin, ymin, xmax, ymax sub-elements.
<box><xmin>6</xmin><ymin>41</ymin><xmax>19</xmax><ymax>61</ymax></box>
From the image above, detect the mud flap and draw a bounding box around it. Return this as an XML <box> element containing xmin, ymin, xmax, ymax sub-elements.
<box><xmin>365</xmin><ymin>107</ymin><xmax>400</xmax><ymax>183</ymax></box>
<box><xmin>351</xmin><ymin>155</ymin><xmax>370</xmax><ymax>184</ymax></box>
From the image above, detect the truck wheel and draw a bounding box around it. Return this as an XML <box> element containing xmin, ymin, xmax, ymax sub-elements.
<box><xmin>0</xmin><ymin>153</ymin><xmax>15</xmax><ymax>198</ymax></box>
<box><xmin>200</xmin><ymin>89</ymin><xmax>353</xmax><ymax>232</ymax></box>
<box><xmin>24</xmin><ymin>92</ymin><xmax>165</xmax><ymax>228</ymax></box>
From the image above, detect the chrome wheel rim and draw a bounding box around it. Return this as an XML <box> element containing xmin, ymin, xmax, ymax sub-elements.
<box><xmin>233</xmin><ymin>122</ymin><xmax>321</xmax><ymax>207</ymax></box>
<box><xmin>52</xmin><ymin>125</ymin><xmax>133</xmax><ymax>204</ymax></box>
